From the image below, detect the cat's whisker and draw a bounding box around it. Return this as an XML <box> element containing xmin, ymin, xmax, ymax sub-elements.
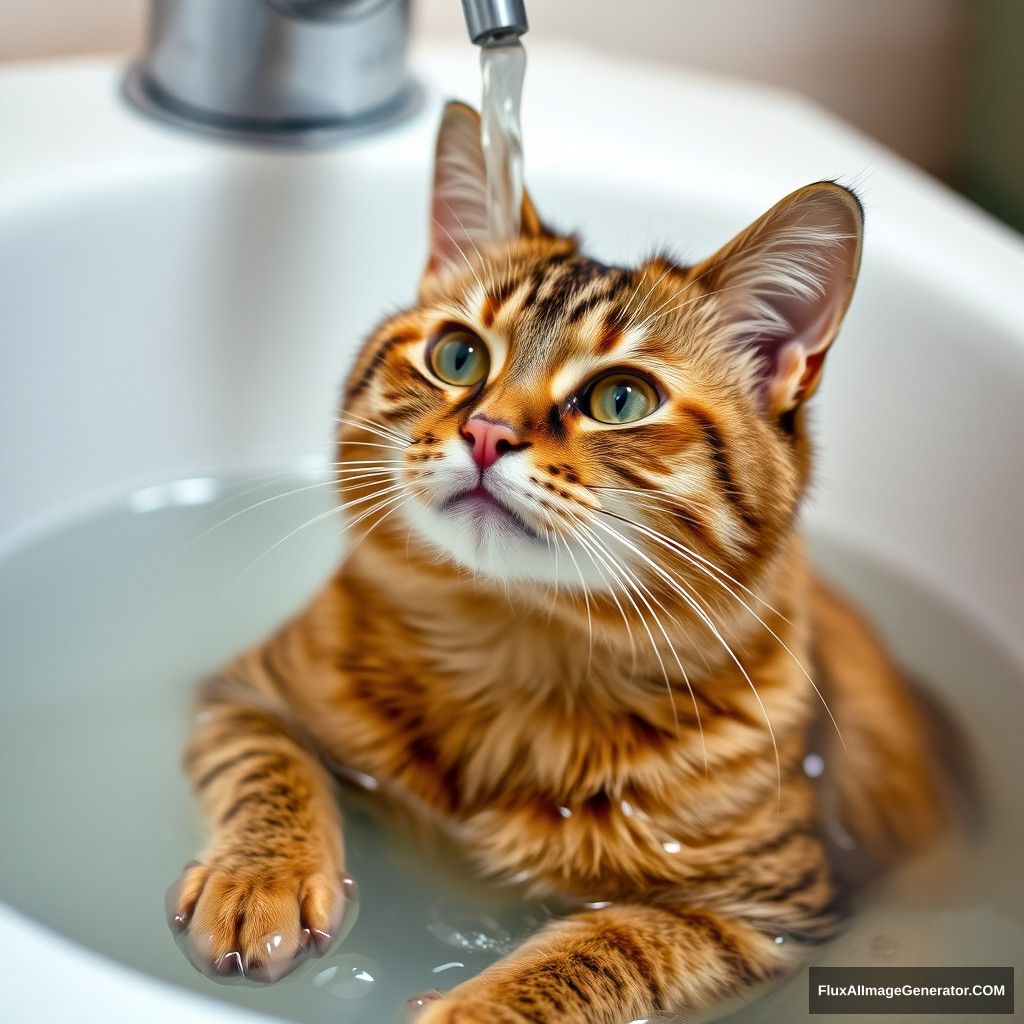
<box><xmin>334</xmin><ymin>459</ymin><xmax>408</xmax><ymax>467</ymax></box>
<box><xmin>334</xmin><ymin>469</ymin><xmax>400</xmax><ymax>489</ymax></box>
<box><xmin>553</xmin><ymin>525</ymin><xmax>595</xmax><ymax>680</ymax></box>
<box><xmin>227</xmin><ymin>505</ymin><xmax>341</xmax><ymax>588</ymax></box>
<box><xmin>592</xmin><ymin>483</ymin><xmax>719</xmax><ymax>511</ymax></box>
<box><xmin>191</xmin><ymin>466</ymin><xmax>335</xmax><ymax>526</ymax></box>
<box><xmin>190</xmin><ymin>465</ymin><xmax>400</xmax><ymax>545</ymax></box>
<box><xmin>542</xmin><ymin>509</ymin><xmax>563</xmax><ymax>623</ymax></box>
<box><xmin>338</xmin><ymin>412</ymin><xmax>412</xmax><ymax>445</ymax></box>
<box><xmin>620</xmin><ymin>266</ymin><xmax>672</xmax><ymax>333</ymax></box>
<box><xmin>536</xmin><ymin>508</ymin><xmax>559</xmax><ymax>622</ymax></box>
<box><xmin>188</xmin><ymin>476</ymin><xmax>348</xmax><ymax>545</ymax></box>
<box><xmin>336</xmin><ymin>415</ymin><xmax>411</xmax><ymax>448</ymax></box>
<box><xmin>331</xmin><ymin>419</ymin><xmax>403</xmax><ymax>448</ymax></box>
<box><xmin>335</xmin><ymin>466</ymin><xmax>402</xmax><ymax>477</ymax></box>
<box><xmin>570</xmin><ymin>515</ymin><xmax>695</xmax><ymax>750</ymax></box>
<box><xmin>339</xmin><ymin>491</ymin><xmax>416</xmax><ymax>560</ymax></box>
<box><xmin>622</xmin><ymin>262</ymin><xmax>684</xmax><ymax>334</ymax></box>
<box><xmin>592</xmin><ymin>485</ymin><xmax>793</xmax><ymax>623</ymax></box>
<box><xmin>437</xmin><ymin>199</ymin><xmax>500</xmax><ymax>297</ymax></box>
<box><xmin>606</xmin><ymin>487</ymin><xmax>719</xmax><ymax>512</ymax></box>
<box><xmin>432</xmin><ymin>210</ymin><xmax>490</xmax><ymax>299</ymax></box>
<box><xmin>191</xmin><ymin>457</ymin><xmax>403</xmax><ymax>529</ymax></box>
<box><xmin>338</xmin><ymin>440</ymin><xmax>408</xmax><ymax>454</ymax></box>
<box><xmin>567</xmin><ymin>517</ymin><xmax>678</xmax><ymax>702</ymax></box>
<box><xmin>600</xmin><ymin>490</ymin><xmax>717</xmax><ymax>530</ymax></box>
<box><xmin>559</xmin><ymin>512</ymin><xmax>638</xmax><ymax>677</ymax></box>
<box><xmin>629</xmin><ymin>255</ymin><xmax>741</xmax><ymax>333</ymax></box>
<box><xmin>633</xmin><ymin>280</ymin><xmax>761</xmax><ymax>336</ymax></box>
<box><xmin>591</xmin><ymin>525</ymin><xmax>707</xmax><ymax>758</ymax></box>
<box><xmin>618</xmin><ymin>267</ymin><xmax>651</xmax><ymax>328</ymax></box>
<box><xmin>592</xmin><ymin>485</ymin><xmax>728</xmax><ymax>527</ymax></box>
<box><xmin>231</xmin><ymin>482</ymin><xmax>410</xmax><ymax>586</ymax></box>
<box><xmin>597</xmin><ymin>507</ymin><xmax>846</xmax><ymax>750</ymax></box>
<box><xmin>590</xmin><ymin>515</ymin><xmax>777</xmax><ymax>791</ymax></box>
<box><xmin>334</xmin><ymin>426</ymin><xmax>408</xmax><ymax>452</ymax></box>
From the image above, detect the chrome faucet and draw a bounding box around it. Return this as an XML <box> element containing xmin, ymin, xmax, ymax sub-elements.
<box><xmin>125</xmin><ymin>0</ymin><xmax>419</xmax><ymax>146</ymax></box>
<box><xmin>462</xmin><ymin>0</ymin><xmax>528</xmax><ymax>46</ymax></box>
<box><xmin>125</xmin><ymin>0</ymin><xmax>528</xmax><ymax>146</ymax></box>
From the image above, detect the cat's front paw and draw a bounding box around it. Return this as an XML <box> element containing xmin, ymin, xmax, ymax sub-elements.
<box><xmin>411</xmin><ymin>997</ymin><xmax>532</xmax><ymax>1024</ymax></box>
<box><xmin>169</xmin><ymin>853</ymin><xmax>355</xmax><ymax>981</ymax></box>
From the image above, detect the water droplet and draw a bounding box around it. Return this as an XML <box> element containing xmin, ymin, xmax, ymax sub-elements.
<box><xmin>336</xmin><ymin>764</ymin><xmax>380</xmax><ymax>791</ymax></box>
<box><xmin>252</xmin><ymin>931</ymin><xmax>304</xmax><ymax>982</ymax></box>
<box><xmin>828</xmin><ymin>820</ymin><xmax>858</xmax><ymax>850</ymax></box>
<box><xmin>215</xmin><ymin>949</ymin><xmax>244</xmax><ymax>975</ymax></box>
<box><xmin>662</xmin><ymin>840</ymin><xmax>683</xmax><ymax>854</ymax></box>
<box><xmin>313</xmin><ymin>954</ymin><xmax>377</xmax><ymax>999</ymax></box>
<box><xmin>581</xmin><ymin>900</ymin><xmax>613</xmax><ymax>910</ymax></box>
<box><xmin>406</xmin><ymin>990</ymin><xmax>443</xmax><ymax>1022</ymax></box>
<box><xmin>428</xmin><ymin>907</ymin><xmax>514</xmax><ymax>954</ymax></box>
<box><xmin>620</xmin><ymin>800</ymin><xmax>634</xmax><ymax>817</ymax></box>
<box><xmin>773</xmin><ymin>934</ymin><xmax>786</xmax><ymax>945</ymax></box>
<box><xmin>558</xmin><ymin>805</ymin><xmax>572</xmax><ymax>818</ymax></box>
<box><xmin>802</xmin><ymin>752</ymin><xmax>826</xmax><ymax>778</ymax></box>
<box><xmin>431</xmin><ymin>961</ymin><xmax>465</xmax><ymax>974</ymax></box>
<box><xmin>312</xmin><ymin>965</ymin><xmax>337</xmax><ymax>988</ymax></box>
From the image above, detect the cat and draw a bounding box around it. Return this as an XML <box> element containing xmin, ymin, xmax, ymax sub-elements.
<box><xmin>170</xmin><ymin>101</ymin><xmax>949</xmax><ymax>1022</ymax></box>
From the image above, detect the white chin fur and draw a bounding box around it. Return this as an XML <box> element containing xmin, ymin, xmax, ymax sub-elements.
<box><xmin>402</xmin><ymin>495</ymin><xmax>609</xmax><ymax>590</ymax></box>
<box><xmin>398</xmin><ymin>438</ymin><xmax>610</xmax><ymax>589</ymax></box>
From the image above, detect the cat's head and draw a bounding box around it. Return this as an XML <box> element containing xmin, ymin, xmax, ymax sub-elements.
<box><xmin>339</xmin><ymin>102</ymin><xmax>862</xmax><ymax>605</ymax></box>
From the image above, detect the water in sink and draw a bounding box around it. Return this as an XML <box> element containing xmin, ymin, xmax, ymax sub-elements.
<box><xmin>0</xmin><ymin>464</ymin><xmax>1020</xmax><ymax>1024</ymax></box>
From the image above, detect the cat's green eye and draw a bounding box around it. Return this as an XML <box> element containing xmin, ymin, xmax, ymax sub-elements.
<box><xmin>428</xmin><ymin>329</ymin><xmax>490</xmax><ymax>387</ymax></box>
<box><xmin>585</xmin><ymin>373</ymin><xmax>660</xmax><ymax>425</ymax></box>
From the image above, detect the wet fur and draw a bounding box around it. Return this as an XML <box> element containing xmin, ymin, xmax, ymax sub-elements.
<box><xmin>173</xmin><ymin>105</ymin><xmax>949</xmax><ymax>1020</ymax></box>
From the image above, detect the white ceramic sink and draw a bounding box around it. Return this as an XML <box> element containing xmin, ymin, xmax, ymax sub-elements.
<box><xmin>1</xmin><ymin>42</ymin><xmax>1022</xmax><ymax>1023</ymax></box>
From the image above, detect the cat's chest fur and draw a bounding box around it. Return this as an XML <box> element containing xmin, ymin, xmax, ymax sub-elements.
<box><xmin>332</xmin><ymin>636</ymin><xmax>806</xmax><ymax>898</ymax></box>
<box><xmin>323</xmin><ymin>555</ymin><xmax>812</xmax><ymax>896</ymax></box>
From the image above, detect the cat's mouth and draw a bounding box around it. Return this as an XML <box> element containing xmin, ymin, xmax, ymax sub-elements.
<box><xmin>441</xmin><ymin>485</ymin><xmax>541</xmax><ymax>541</ymax></box>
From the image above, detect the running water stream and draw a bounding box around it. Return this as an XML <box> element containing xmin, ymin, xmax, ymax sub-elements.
<box><xmin>479</xmin><ymin>39</ymin><xmax>527</xmax><ymax>239</ymax></box>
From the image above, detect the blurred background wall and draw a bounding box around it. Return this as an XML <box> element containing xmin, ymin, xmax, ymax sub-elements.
<box><xmin>0</xmin><ymin>0</ymin><xmax>1019</xmax><ymax>231</ymax></box>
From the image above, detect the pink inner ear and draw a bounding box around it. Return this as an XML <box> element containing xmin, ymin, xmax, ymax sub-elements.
<box><xmin>768</xmin><ymin>341</ymin><xmax>809</xmax><ymax>413</ymax></box>
<box><xmin>712</xmin><ymin>187</ymin><xmax>863</xmax><ymax>415</ymax></box>
<box><xmin>761</xmin><ymin>276</ymin><xmax>849</xmax><ymax>412</ymax></box>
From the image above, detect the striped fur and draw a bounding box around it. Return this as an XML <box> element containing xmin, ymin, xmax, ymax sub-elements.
<box><xmin>172</xmin><ymin>105</ymin><xmax>950</xmax><ymax>1020</ymax></box>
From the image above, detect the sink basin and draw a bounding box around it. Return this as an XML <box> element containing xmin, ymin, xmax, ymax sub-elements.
<box><xmin>1</xmin><ymin>41</ymin><xmax>1022</xmax><ymax>1023</ymax></box>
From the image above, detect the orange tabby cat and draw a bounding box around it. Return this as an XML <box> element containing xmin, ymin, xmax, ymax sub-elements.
<box><xmin>171</xmin><ymin>102</ymin><xmax>948</xmax><ymax>1022</ymax></box>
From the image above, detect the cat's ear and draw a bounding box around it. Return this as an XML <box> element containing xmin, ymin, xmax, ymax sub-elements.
<box><xmin>424</xmin><ymin>101</ymin><xmax>546</xmax><ymax>280</ymax></box>
<box><xmin>691</xmin><ymin>182</ymin><xmax>863</xmax><ymax>416</ymax></box>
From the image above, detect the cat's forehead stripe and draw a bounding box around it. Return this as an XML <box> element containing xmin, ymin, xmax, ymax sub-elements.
<box><xmin>480</xmin><ymin>278</ymin><xmax>523</xmax><ymax>329</ymax></box>
<box><xmin>495</xmin><ymin>258</ymin><xmax>631</xmax><ymax>368</ymax></box>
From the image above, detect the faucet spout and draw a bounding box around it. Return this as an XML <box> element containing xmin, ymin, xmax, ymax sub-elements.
<box><xmin>461</xmin><ymin>0</ymin><xmax>529</xmax><ymax>46</ymax></box>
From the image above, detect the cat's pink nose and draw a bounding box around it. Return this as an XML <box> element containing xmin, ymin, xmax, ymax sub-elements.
<box><xmin>461</xmin><ymin>417</ymin><xmax>523</xmax><ymax>470</ymax></box>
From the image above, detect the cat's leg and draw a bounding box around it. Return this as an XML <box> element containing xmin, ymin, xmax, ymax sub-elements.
<box><xmin>414</xmin><ymin>902</ymin><xmax>799</xmax><ymax>1024</ymax></box>
<box><xmin>171</xmin><ymin>670</ymin><xmax>348</xmax><ymax>979</ymax></box>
